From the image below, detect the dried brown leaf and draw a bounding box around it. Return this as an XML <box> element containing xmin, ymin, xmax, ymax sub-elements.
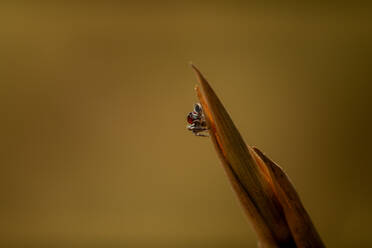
<box><xmin>191</xmin><ymin>64</ymin><xmax>324</xmax><ymax>248</ymax></box>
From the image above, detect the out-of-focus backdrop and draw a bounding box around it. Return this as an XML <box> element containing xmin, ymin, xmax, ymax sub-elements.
<box><xmin>0</xmin><ymin>1</ymin><xmax>371</xmax><ymax>247</ymax></box>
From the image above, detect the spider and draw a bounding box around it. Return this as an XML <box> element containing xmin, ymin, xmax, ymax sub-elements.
<box><xmin>186</xmin><ymin>103</ymin><xmax>209</xmax><ymax>137</ymax></box>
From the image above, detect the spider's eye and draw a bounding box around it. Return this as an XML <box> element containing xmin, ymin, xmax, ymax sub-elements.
<box><xmin>194</xmin><ymin>103</ymin><xmax>202</xmax><ymax>113</ymax></box>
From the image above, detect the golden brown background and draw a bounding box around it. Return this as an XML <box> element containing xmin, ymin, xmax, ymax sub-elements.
<box><xmin>0</xmin><ymin>1</ymin><xmax>371</xmax><ymax>247</ymax></box>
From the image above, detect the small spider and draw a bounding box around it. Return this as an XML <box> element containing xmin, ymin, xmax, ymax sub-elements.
<box><xmin>186</xmin><ymin>103</ymin><xmax>209</xmax><ymax>137</ymax></box>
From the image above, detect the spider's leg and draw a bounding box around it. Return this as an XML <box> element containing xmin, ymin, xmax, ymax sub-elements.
<box><xmin>196</xmin><ymin>133</ymin><xmax>208</xmax><ymax>137</ymax></box>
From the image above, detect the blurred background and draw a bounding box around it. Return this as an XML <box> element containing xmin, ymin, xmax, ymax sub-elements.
<box><xmin>0</xmin><ymin>1</ymin><xmax>371</xmax><ymax>247</ymax></box>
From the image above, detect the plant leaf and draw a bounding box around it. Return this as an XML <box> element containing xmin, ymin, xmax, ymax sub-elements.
<box><xmin>252</xmin><ymin>147</ymin><xmax>325</xmax><ymax>247</ymax></box>
<box><xmin>191</xmin><ymin>64</ymin><xmax>324</xmax><ymax>248</ymax></box>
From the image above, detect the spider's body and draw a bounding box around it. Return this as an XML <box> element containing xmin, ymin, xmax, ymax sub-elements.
<box><xmin>186</xmin><ymin>103</ymin><xmax>209</xmax><ymax>137</ymax></box>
